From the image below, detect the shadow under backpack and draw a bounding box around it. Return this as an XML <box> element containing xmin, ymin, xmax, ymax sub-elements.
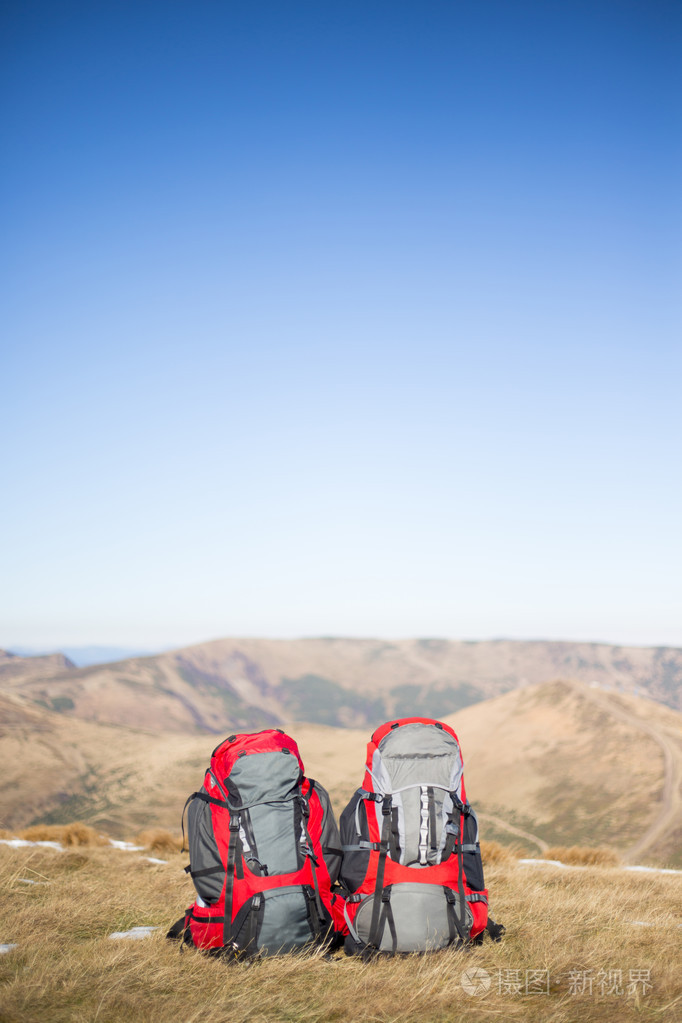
<box><xmin>168</xmin><ymin>728</ymin><xmax>346</xmax><ymax>957</ymax></box>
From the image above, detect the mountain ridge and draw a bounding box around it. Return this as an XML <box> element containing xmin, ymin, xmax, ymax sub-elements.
<box><xmin>2</xmin><ymin>680</ymin><xmax>680</xmax><ymax>867</ymax></box>
<box><xmin>2</xmin><ymin>636</ymin><xmax>680</xmax><ymax>735</ymax></box>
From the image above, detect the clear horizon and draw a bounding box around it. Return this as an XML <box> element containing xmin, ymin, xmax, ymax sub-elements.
<box><xmin>3</xmin><ymin>1</ymin><xmax>681</xmax><ymax>651</ymax></box>
<box><xmin>5</xmin><ymin>631</ymin><xmax>682</xmax><ymax>662</ymax></box>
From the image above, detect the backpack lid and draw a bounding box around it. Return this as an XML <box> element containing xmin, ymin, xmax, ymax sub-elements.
<box><xmin>362</xmin><ymin>718</ymin><xmax>463</xmax><ymax>797</ymax></box>
<box><xmin>209</xmin><ymin>729</ymin><xmax>306</xmax><ymax>809</ymax></box>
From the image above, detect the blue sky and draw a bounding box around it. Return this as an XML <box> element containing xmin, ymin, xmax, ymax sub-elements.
<box><xmin>2</xmin><ymin>0</ymin><xmax>681</xmax><ymax>651</ymax></box>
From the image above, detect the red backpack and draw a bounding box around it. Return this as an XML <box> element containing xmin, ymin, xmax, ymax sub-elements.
<box><xmin>169</xmin><ymin>729</ymin><xmax>346</xmax><ymax>957</ymax></box>
<box><xmin>339</xmin><ymin>717</ymin><xmax>503</xmax><ymax>955</ymax></box>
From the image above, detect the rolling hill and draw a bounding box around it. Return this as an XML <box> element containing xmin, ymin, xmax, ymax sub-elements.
<box><xmin>2</xmin><ymin>636</ymin><xmax>681</xmax><ymax>735</ymax></box>
<box><xmin>2</xmin><ymin>680</ymin><xmax>680</xmax><ymax>866</ymax></box>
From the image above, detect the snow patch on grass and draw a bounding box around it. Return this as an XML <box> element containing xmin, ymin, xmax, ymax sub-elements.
<box><xmin>519</xmin><ymin>857</ymin><xmax>682</xmax><ymax>876</ymax></box>
<box><xmin>624</xmin><ymin>864</ymin><xmax>682</xmax><ymax>876</ymax></box>
<box><xmin>108</xmin><ymin>926</ymin><xmax>158</xmax><ymax>940</ymax></box>
<box><xmin>0</xmin><ymin>838</ymin><xmax>63</xmax><ymax>850</ymax></box>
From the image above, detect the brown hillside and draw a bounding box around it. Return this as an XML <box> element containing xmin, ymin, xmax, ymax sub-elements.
<box><xmin>2</xmin><ymin>682</ymin><xmax>680</xmax><ymax>867</ymax></box>
<box><xmin>449</xmin><ymin>680</ymin><xmax>682</xmax><ymax>865</ymax></box>
<box><xmin>0</xmin><ymin>649</ymin><xmax>75</xmax><ymax>684</ymax></box>
<box><xmin>2</xmin><ymin>637</ymin><xmax>681</xmax><ymax>736</ymax></box>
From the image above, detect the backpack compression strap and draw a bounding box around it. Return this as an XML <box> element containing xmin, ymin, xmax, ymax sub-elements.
<box><xmin>367</xmin><ymin>795</ymin><xmax>393</xmax><ymax>948</ymax></box>
<box><xmin>222</xmin><ymin>814</ymin><xmax>241</xmax><ymax>949</ymax></box>
<box><xmin>298</xmin><ymin>786</ymin><xmax>328</xmax><ymax>936</ymax></box>
<box><xmin>441</xmin><ymin>792</ymin><xmax>470</xmax><ymax>943</ymax></box>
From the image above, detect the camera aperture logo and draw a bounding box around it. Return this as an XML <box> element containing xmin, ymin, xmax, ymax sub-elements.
<box><xmin>460</xmin><ymin>967</ymin><xmax>491</xmax><ymax>997</ymax></box>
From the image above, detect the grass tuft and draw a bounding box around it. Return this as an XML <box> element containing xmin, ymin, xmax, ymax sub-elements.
<box><xmin>136</xmin><ymin>829</ymin><xmax>184</xmax><ymax>854</ymax></box>
<box><xmin>18</xmin><ymin>823</ymin><xmax>108</xmax><ymax>847</ymax></box>
<box><xmin>543</xmin><ymin>845</ymin><xmax>621</xmax><ymax>867</ymax></box>
<box><xmin>480</xmin><ymin>840</ymin><xmax>518</xmax><ymax>866</ymax></box>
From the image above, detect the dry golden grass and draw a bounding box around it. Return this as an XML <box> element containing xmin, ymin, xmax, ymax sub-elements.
<box><xmin>135</xmin><ymin>829</ymin><xmax>184</xmax><ymax>854</ymax></box>
<box><xmin>17</xmin><ymin>823</ymin><xmax>107</xmax><ymax>847</ymax></box>
<box><xmin>544</xmin><ymin>846</ymin><xmax>622</xmax><ymax>868</ymax></box>
<box><xmin>481</xmin><ymin>839</ymin><xmax>518</xmax><ymax>866</ymax></box>
<box><xmin>1</xmin><ymin>833</ymin><xmax>680</xmax><ymax>1023</ymax></box>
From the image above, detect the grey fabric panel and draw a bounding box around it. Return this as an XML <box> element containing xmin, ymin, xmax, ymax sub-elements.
<box><xmin>374</xmin><ymin>724</ymin><xmax>462</xmax><ymax>865</ymax></box>
<box><xmin>376</xmin><ymin>723</ymin><xmax>461</xmax><ymax>791</ymax></box>
<box><xmin>227</xmin><ymin>751</ymin><xmax>301</xmax><ymax>809</ymax></box>
<box><xmin>353</xmin><ymin>883</ymin><xmax>472</xmax><ymax>952</ymax></box>
<box><xmin>256</xmin><ymin>887</ymin><xmax>313</xmax><ymax>953</ymax></box>
<box><xmin>248</xmin><ymin>800</ymin><xmax>299</xmax><ymax>875</ymax></box>
<box><xmin>314</xmin><ymin>781</ymin><xmax>342</xmax><ymax>884</ymax></box>
<box><xmin>187</xmin><ymin>786</ymin><xmax>224</xmax><ymax>905</ymax></box>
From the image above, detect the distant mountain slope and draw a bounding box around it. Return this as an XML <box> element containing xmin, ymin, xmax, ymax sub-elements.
<box><xmin>1</xmin><ymin>637</ymin><xmax>680</xmax><ymax>734</ymax></box>
<box><xmin>449</xmin><ymin>681</ymin><xmax>682</xmax><ymax>866</ymax></box>
<box><xmin>0</xmin><ymin>650</ymin><xmax>75</xmax><ymax>684</ymax></box>
<box><xmin>7</xmin><ymin>645</ymin><xmax>158</xmax><ymax>667</ymax></box>
<box><xmin>2</xmin><ymin>681</ymin><xmax>680</xmax><ymax>867</ymax></box>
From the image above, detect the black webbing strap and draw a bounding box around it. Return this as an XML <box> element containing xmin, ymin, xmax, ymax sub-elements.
<box><xmin>166</xmin><ymin>913</ymin><xmax>192</xmax><ymax>943</ymax></box>
<box><xmin>188</xmin><ymin>864</ymin><xmax>225</xmax><ymax>880</ymax></box>
<box><xmin>445</xmin><ymin>887</ymin><xmax>468</xmax><ymax>945</ymax></box>
<box><xmin>368</xmin><ymin>795</ymin><xmax>393</xmax><ymax>948</ymax></box>
<box><xmin>299</xmin><ymin>794</ymin><xmax>326</xmax><ymax>929</ymax></box>
<box><xmin>239</xmin><ymin>892</ymin><xmax>263</xmax><ymax>953</ymax></box>
<box><xmin>442</xmin><ymin>790</ymin><xmax>467</xmax><ymax>862</ymax></box>
<box><xmin>389</xmin><ymin>806</ymin><xmax>401</xmax><ymax>860</ymax></box>
<box><xmin>180</xmin><ymin>793</ymin><xmax>197</xmax><ymax>853</ymax></box>
<box><xmin>222</xmin><ymin>814</ymin><xmax>241</xmax><ymax>948</ymax></box>
<box><xmin>486</xmin><ymin>917</ymin><xmax>506</xmax><ymax>942</ymax></box>
<box><xmin>428</xmin><ymin>786</ymin><xmax>438</xmax><ymax>860</ymax></box>
<box><xmin>240</xmin><ymin>807</ymin><xmax>259</xmax><ymax>864</ymax></box>
<box><xmin>194</xmin><ymin>791</ymin><xmax>231</xmax><ymax>808</ymax></box>
<box><xmin>442</xmin><ymin>791</ymin><xmax>469</xmax><ymax>937</ymax></box>
<box><xmin>379</xmin><ymin>889</ymin><xmax>397</xmax><ymax>954</ymax></box>
<box><xmin>235</xmin><ymin>832</ymin><xmax>245</xmax><ymax>880</ymax></box>
<box><xmin>442</xmin><ymin>814</ymin><xmax>458</xmax><ymax>861</ymax></box>
<box><xmin>456</xmin><ymin>815</ymin><xmax>467</xmax><ymax>940</ymax></box>
<box><xmin>304</xmin><ymin>884</ymin><xmax>328</xmax><ymax>939</ymax></box>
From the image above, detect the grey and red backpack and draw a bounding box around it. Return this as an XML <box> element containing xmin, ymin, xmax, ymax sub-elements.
<box><xmin>169</xmin><ymin>718</ymin><xmax>502</xmax><ymax>959</ymax></box>
<box><xmin>339</xmin><ymin>716</ymin><xmax>504</xmax><ymax>955</ymax></box>
<box><xmin>168</xmin><ymin>728</ymin><xmax>346</xmax><ymax>957</ymax></box>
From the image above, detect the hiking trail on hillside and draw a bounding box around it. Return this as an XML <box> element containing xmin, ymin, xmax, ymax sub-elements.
<box><xmin>567</xmin><ymin>682</ymin><xmax>682</xmax><ymax>862</ymax></box>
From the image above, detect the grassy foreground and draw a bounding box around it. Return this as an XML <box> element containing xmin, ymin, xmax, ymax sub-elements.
<box><xmin>1</xmin><ymin>839</ymin><xmax>680</xmax><ymax>1023</ymax></box>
